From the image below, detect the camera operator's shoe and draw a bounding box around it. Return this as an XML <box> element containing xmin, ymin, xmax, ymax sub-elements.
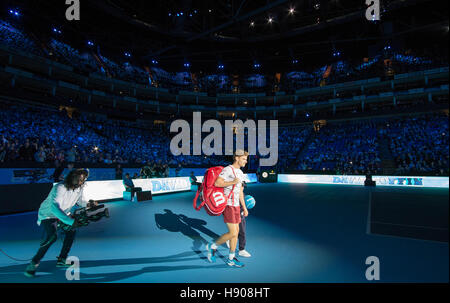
<box><xmin>56</xmin><ymin>257</ymin><xmax>71</xmax><ymax>268</ymax></box>
<box><xmin>24</xmin><ymin>261</ymin><xmax>39</xmax><ymax>278</ymax></box>
<box><xmin>206</xmin><ymin>243</ymin><xmax>217</xmax><ymax>263</ymax></box>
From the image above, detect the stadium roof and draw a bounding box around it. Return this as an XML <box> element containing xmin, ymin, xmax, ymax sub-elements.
<box><xmin>1</xmin><ymin>0</ymin><xmax>448</xmax><ymax>73</ymax></box>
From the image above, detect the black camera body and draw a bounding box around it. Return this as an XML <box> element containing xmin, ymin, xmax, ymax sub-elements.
<box><xmin>58</xmin><ymin>201</ymin><xmax>109</xmax><ymax>231</ymax></box>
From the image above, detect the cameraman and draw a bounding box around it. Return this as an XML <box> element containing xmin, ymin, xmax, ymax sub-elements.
<box><xmin>24</xmin><ymin>168</ymin><xmax>95</xmax><ymax>278</ymax></box>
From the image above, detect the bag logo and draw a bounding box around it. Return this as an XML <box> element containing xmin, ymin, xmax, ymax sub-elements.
<box><xmin>212</xmin><ymin>192</ymin><xmax>226</xmax><ymax>206</ymax></box>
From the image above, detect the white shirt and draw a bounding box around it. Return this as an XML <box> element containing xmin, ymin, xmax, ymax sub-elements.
<box><xmin>219</xmin><ymin>165</ymin><xmax>244</xmax><ymax>207</ymax></box>
<box><xmin>37</xmin><ymin>183</ymin><xmax>88</xmax><ymax>226</ymax></box>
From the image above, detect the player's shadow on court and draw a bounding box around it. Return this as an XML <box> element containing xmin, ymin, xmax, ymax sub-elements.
<box><xmin>0</xmin><ymin>251</ymin><xmax>227</xmax><ymax>283</ymax></box>
<box><xmin>154</xmin><ymin>209</ymin><xmax>220</xmax><ymax>254</ymax></box>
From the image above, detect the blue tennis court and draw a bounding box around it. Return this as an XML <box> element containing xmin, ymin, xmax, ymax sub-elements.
<box><xmin>0</xmin><ymin>183</ymin><xmax>447</xmax><ymax>283</ymax></box>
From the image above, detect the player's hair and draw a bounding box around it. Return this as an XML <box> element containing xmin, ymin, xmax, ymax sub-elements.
<box><xmin>64</xmin><ymin>168</ymin><xmax>89</xmax><ymax>190</ymax></box>
<box><xmin>232</xmin><ymin>150</ymin><xmax>249</xmax><ymax>162</ymax></box>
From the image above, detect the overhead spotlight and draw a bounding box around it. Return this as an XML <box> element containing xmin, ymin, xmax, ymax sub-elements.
<box><xmin>87</xmin><ymin>41</ymin><xmax>94</xmax><ymax>46</ymax></box>
<box><xmin>314</xmin><ymin>2</ymin><xmax>320</xmax><ymax>10</ymax></box>
<box><xmin>332</xmin><ymin>51</ymin><xmax>341</xmax><ymax>57</ymax></box>
<box><xmin>268</xmin><ymin>17</ymin><xmax>273</xmax><ymax>23</ymax></box>
<box><xmin>189</xmin><ymin>13</ymin><xmax>193</xmax><ymax>17</ymax></box>
<box><xmin>180</xmin><ymin>12</ymin><xmax>183</xmax><ymax>16</ymax></box>
<box><xmin>9</xmin><ymin>9</ymin><xmax>20</xmax><ymax>16</ymax></box>
<box><xmin>250</xmin><ymin>21</ymin><xmax>255</xmax><ymax>27</ymax></box>
<box><xmin>292</xmin><ymin>59</ymin><xmax>299</xmax><ymax>64</ymax></box>
<box><xmin>289</xmin><ymin>8</ymin><xmax>295</xmax><ymax>15</ymax></box>
<box><xmin>176</xmin><ymin>13</ymin><xmax>180</xmax><ymax>17</ymax></box>
<box><xmin>184</xmin><ymin>63</ymin><xmax>190</xmax><ymax>68</ymax></box>
<box><xmin>168</xmin><ymin>12</ymin><xmax>172</xmax><ymax>16</ymax></box>
<box><xmin>208</xmin><ymin>9</ymin><xmax>212</xmax><ymax>13</ymax></box>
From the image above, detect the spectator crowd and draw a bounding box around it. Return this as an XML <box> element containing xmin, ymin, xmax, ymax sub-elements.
<box><xmin>1</xmin><ymin>18</ymin><xmax>447</xmax><ymax>95</ymax></box>
<box><xmin>0</xmin><ymin>102</ymin><xmax>448</xmax><ymax>176</ymax></box>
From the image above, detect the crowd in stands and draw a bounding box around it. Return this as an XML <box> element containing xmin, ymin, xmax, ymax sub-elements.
<box><xmin>0</xmin><ymin>101</ymin><xmax>448</xmax><ymax>176</ymax></box>
<box><xmin>293</xmin><ymin>121</ymin><xmax>383</xmax><ymax>175</ymax></box>
<box><xmin>0</xmin><ymin>20</ymin><xmax>44</xmax><ymax>56</ymax></box>
<box><xmin>0</xmin><ymin>18</ymin><xmax>448</xmax><ymax>176</ymax></box>
<box><xmin>277</xmin><ymin>126</ymin><xmax>314</xmax><ymax>173</ymax></box>
<box><xmin>0</xmin><ymin>104</ymin><xmax>169</xmax><ymax>166</ymax></box>
<box><xmin>49</xmin><ymin>39</ymin><xmax>99</xmax><ymax>74</ymax></box>
<box><xmin>1</xmin><ymin>18</ymin><xmax>448</xmax><ymax>95</ymax></box>
<box><xmin>94</xmin><ymin>55</ymin><xmax>150</xmax><ymax>85</ymax></box>
<box><xmin>383</xmin><ymin>114</ymin><xmax>449</xmax><ymax>176</ymax></box>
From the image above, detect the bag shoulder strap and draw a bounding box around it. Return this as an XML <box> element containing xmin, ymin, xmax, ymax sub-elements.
<box><xmin>227</xmin><ymin>165</ymin><xmax>238</xmax><ymax>203</ymax></box>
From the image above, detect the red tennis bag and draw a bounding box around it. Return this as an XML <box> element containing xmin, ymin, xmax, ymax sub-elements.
<box><xmin>193</xmin><ymin>166</ymin><xmax>235</xmax><ymax>216</ymax></box>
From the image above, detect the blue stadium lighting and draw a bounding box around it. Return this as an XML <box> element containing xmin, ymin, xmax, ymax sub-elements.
<box><xmin>218</xmin><ymin>64</ymin><xmax>224</xmax><ymax>69</ymax></box>
<box><xmin>168</xmin><ymin>13</ymin><xmax>171</xmax><ymax>16</ymax></box>
<box><xmin>9</xmin><ymin>9</ymin><xmax>20</xmax><ymax>16</ymax></box>
<box><xmin>306</xmin><ymin>113</ymin><xmax>310</xmax><ymax>117</ymax></box>
<box><xmin>87</xmin><ymin>41</ymin><xmax>94</xmax><ymax>46</ymax></box>
<box><xmin>189</xmin><ymin>13</ymin><xmax>193</xmax><ymax>17</ymax></box>
<box><xmin>292</xmin><ymin>59</ymin><xmax>299</xmax><ymax>64</ymax></box>
<box><xmin>180</xmin><ymin>12</ymin><xmax>183</xmax><ymax>16</ymax></box>
<box><xmin>184</xmin><ymin>63</ymin><xmax>190</xmax><ymax>68</ymax></box>
<box><xmin>151</xmin><ymin>60</ymin><xmax>158</xmax><ymax>64</ymax></box>
<box><xmin>176</xmin><ymin>13</ymin><xmax>180</xmax><ymax>17</ymax></box>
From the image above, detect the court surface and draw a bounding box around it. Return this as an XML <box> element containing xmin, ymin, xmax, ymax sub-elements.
<box><xmin>0</xmin><ymin>183</ymin><xmax>448</xmax><ymax>283</ymax></box>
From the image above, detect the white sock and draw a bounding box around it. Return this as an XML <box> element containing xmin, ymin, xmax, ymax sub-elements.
<box><xmin>211</xmin><ymin>243</ymin><xmax>217</xmax><ymax>250</ymax></box>
<box><xmin>229</xmin><ymin>252</ymin><xmax>235</xmax><ymax>260</ymax></box>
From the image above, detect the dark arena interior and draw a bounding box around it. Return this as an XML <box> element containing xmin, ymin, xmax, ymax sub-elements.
<box><xmin>0</xmin><ymin>0</ymin><xmax>448</xmax><ymax>293</ymax></box>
